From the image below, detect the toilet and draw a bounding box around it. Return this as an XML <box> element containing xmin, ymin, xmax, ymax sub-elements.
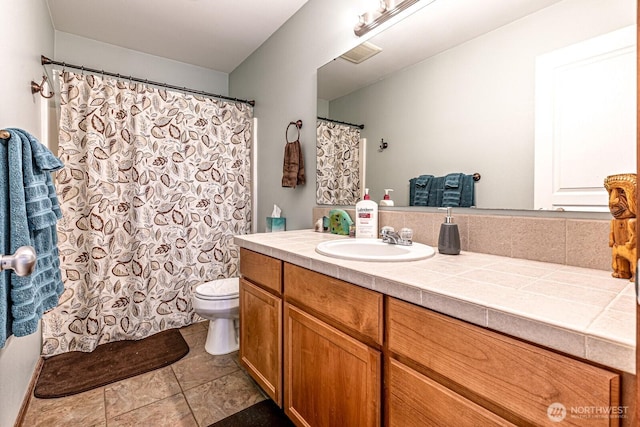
<box><xmin>192</xmin><ymin>277</ymin><xmax>240</xmax><ymax>355</ymax></box>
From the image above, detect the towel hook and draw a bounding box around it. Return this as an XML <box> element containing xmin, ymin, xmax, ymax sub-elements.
<box><xmin>31</xmin><ymin>75</ymin><xmax>54</xmax><ymax>99</ymax></box>
<box><xmin>286</xmin><ymin>120</ymin><xmax>302</xmax><ymax>143</ymax></box>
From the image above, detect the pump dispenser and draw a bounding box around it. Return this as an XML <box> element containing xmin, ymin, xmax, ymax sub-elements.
<box><xmin>380</xmin><ymin>189</ymin><xmax>394</xmax><ymax>206</ymax></box>
<box><xmin>438</xmin><ymin>207</ymin><xmax>460</xmax><ymax>255</ymax></box>
<box><xmin>355</xmin><ymin>188</ymin><xmax>378</xmax><ymax>238</ymax></box>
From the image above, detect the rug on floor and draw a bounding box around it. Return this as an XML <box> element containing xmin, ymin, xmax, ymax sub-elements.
<box><xmin>34</xmin><ymin>328</ymin><xmax>189</xmax><ymax>398</ymax></box>
<box><xmin>210</xmin><ymin>399</ymin><xmax>296</xmax><ymax>427</ymax></box>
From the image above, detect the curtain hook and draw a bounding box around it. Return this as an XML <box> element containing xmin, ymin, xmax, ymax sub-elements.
<box><xmin>81</xmin><ymin>66</ymin><xmax>84</xmax><ymax>76</ymax></box>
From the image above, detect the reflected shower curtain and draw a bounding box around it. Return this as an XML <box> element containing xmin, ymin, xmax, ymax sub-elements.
<box><xmin>41</xmin><ymin>71</ymin><xmax>253</xmax><ymax>356</ymax></box>
<box><xmin>316</xmin><ymin>120</ymin><xmax>361</xmax><ymax>205</ymax></box>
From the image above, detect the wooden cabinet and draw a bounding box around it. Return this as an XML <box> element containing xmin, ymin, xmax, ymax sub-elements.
<box><xmin>388</xmin><ymin>358</ymin><xmax>515</xmax><ymax>427</ymax></box>
<box><xmin>284</xmin><ymin>303</ymin><xmax>381</xmax><ymax>427</ymax></box>
<box><xmin>387</xmin><ymin>297</ymin><xmax>621</xmax><ymax>427</ymax></box>
<box><xmin>283</xmin><ymin>263</ymin><xmax>383</xmax><ymax>427</ymax></box>
<box><xmin>239</xmin><ymin>249</ymin><xmax>283</xmax><ymax>406</ymax></box>
<box><xmin>238</xmin><ymin>249</ymin><xmax>625</xmax><ymax>427</ymax></box>
<box><xmin>239</xmin><ymin>279</ymin><xmax>282</xmax><ymax>405</ymax></box>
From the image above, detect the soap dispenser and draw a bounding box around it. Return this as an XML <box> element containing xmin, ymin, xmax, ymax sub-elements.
<box><xmin>380</xmin><ymin>189</ymin><xmax>394</xmax><ymax>206</ymax></box>
<box><xmin>438</xmin><ymin>207</ymin><xmax>460</xmax><ymax>255</ymax></box>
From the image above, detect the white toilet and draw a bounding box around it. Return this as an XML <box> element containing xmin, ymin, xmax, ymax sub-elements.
<box><xmin>192</xmin><ymin>277</ymin><xmax>240</xmax><ymax>355</ymax></box>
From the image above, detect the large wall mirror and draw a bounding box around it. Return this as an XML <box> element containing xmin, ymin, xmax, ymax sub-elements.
<box><xmin>317</xmin><ymin>0</ymin><xmax>636</xmax><ymax>211</ymax></box>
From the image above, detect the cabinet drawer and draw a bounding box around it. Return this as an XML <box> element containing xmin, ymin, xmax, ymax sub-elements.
<box><xmin>284</xmin><ymin>263</ymin><xmax>383</xmax><ymax>345</ymax></box>
<box><xmin>240</xmin><ymin>248</ymin><xmax>282</xmax><ymax>294</ymax></box>
<box><xmin>388</xmin><ymin>298</ymin><xmax>620</xmax><ymax>427</ymax></box>
<box><xmin>388</xmin><ymin>358</ymin><xmax>515</xmax><ymax>427</ymax></box>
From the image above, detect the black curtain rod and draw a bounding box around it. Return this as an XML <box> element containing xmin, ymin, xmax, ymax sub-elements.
<box><xmin>317</xmin><ymin>116</ymin><xmax>364</xmax><ymax>130</ymax></box>
<box><xmin>40</xmin><ymin>55</ymin><xmax>255</xmax><ymax>107</ymax></box>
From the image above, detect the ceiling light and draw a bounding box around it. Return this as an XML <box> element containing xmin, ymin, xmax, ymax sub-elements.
<box><xmin>354</xmin><ymin>0</ymin><xmax>422</xmax><ymax>37</ymax></box>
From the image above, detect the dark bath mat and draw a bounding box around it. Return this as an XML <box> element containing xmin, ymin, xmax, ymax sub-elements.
<box><xmin>34</xmin><ymin>328</ymin><xmax>189</xmax><ymax>398</ymax></box>
<box><xmin>209</xmin><ymin>399</ymin><xmax>295</xmax><ymax>427</ymax></box>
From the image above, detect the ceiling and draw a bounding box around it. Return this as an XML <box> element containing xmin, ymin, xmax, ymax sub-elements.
<box><xmin>318</xmin><ymin>0</ymin><xmax>564</xmax><ymax>101</ymax></box>
<box><xmin>45</xmin><ymin>0</ymin><xmax>309</xmax><ymax>73</ymax></box>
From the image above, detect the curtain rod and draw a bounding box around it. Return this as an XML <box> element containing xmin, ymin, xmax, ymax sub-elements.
<box><xmin>40</xmin><ymin>55</ymin><xmax>255</xmax><ymax>107</ymax></box>
<box><xmin>317</xmin><ymin>116</ymin><xmax>364</xmax><ymax>130</ymax></box>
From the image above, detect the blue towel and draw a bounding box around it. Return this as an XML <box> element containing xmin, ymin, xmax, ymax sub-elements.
<box><xmin>411</xmin><ymin>175</ymin><xmax>433</xmax><ymax>206</ymax></box>
<box><xmin>0</xmin><ymin>128</ymin><xmax>64</xmax><ymax>348</ymax></box>
<box><xmin>460</xmin><ymin>174</ymin><xmax>475</xmax><ymax>207</ymax></box>
<box><xmin>428</xmin><ymin>176</ymin><xmax>445</xmax><ymax>206</ymax></box>
<box><xmin>443</xmin><ymin>173</ymin><xmax>463</xmax><ymax>207</ymax></box>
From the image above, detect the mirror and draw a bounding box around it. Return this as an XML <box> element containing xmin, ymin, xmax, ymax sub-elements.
<box><xmin>317</xmin><ymin>0</ymin><xmax>636</xmax><ymax>210</ymax></box>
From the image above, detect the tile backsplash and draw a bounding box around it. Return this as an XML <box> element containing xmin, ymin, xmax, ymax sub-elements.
<box><xmin>313</xmin><ymin>207</ymin><xmax>612</xmax><ymax>271</ymax></box>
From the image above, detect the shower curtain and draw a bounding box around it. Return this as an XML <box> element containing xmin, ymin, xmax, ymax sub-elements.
<box><xmin>41</xmin><ymin>71</ymin><xmax>253</xmax><ymax>356</ymax></box>
<box><xmin>316</xmin><ymin>120</ymin><xmax>362</xmax><ymax>205</ymax></box>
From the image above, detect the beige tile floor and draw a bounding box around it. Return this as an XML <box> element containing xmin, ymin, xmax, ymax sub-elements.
<box><xmin>21</xmin><ymin>322</ymin><xmax>267</xmax><ymax>427</ymax></box>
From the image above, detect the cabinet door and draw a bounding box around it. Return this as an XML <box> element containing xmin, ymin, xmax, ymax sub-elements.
<box><xmin>388</xmin><ymin>358</ymin><xmax>515</xmax><ymax>427</ymax></box>
<box><xmin>239</xmin><ymin>278</ymin><xmax>282</xmax><ymax>406</ymax></box>
<box><xmin>284</xmin><ymin>303</ymin><xmax>381</xmax><ymax>427</ymax></box>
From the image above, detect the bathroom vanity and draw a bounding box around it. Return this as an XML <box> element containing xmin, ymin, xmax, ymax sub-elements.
<box><xmin>236</xmin><ymin>230</ymin><xmax>635</xmax><ymax>426</ymax></box>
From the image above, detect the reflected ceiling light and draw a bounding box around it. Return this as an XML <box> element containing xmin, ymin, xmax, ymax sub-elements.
<box><xmin>354</xmin><ymin>0</ymin><xmax>421</xmax><ymax>37</ymax></box>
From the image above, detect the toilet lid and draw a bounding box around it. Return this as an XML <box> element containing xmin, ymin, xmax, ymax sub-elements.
<box><xmin>195</xmin><ymin>278</ymin><xmax>239</xmax><ymax>300</ymax></box>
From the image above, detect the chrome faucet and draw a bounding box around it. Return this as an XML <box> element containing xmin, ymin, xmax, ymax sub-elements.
<box><xmin>381</xmin><ymin>226</ymin><xmax>413</xmax><ymax>246</ymax></box>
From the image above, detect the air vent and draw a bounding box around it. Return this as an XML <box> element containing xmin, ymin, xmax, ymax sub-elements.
<box><xmin>339</xmin><ymin>42</ymin><xmax>382</xmax><ymax>64</ymax></box>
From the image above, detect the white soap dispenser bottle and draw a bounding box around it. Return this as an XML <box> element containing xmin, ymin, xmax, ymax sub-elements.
<box><xmin>355</xmin><ymin>188</ymin><xmax>379</xmax><ymax>239</ymax></box>
<box><xmin>380</xmin><ymin>189</ymin><xmax>394</xmax><ymax>206</ymax></box>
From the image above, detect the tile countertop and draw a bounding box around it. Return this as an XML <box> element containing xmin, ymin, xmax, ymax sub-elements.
<box><xmin>234</xmin><ymin>230</ymin><xmax>636</xmax><ymax>374</ymax></box>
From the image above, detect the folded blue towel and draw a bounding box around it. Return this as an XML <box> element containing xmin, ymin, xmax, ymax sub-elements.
<box><xmin>443</xmin><ymin>173</ymin><xmax>463</xmax><ymax>207</ymax></box>
<box><xmin>412</xmin><ymin>175</ymin><xmax>433</xmax><ymax>206</ymax></box>
<box><xmin>0</xmin><ymin>128</ymin><xmax>64</xmax><ymax>348</ymax></box>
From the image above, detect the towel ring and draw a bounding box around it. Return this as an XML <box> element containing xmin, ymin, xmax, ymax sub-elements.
<box><xmin>286</xmin><ymin>120</ymin><xmax>302</xmax><ymax>143</ymax></box>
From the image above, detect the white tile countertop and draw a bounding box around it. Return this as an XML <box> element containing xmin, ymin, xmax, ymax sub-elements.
<box><xmin>234</xmin><ymin>230</ymin><xmax>636</xmax><ymax>374</ymax></box>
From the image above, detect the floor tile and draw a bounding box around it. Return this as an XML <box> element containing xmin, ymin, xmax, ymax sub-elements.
<box><xmin>22</xmin><ymin>387</ymin><xmax>106</xmax><ymax>427</ymax></box>
<box><xmin>107</xmin><ymin>393</ymin><xmax>197</xmax><ymax>427</ymax></box>
<box><xmin>171</xmin><ymin>351</ymin><xmax>240</xmax><ymax>391</ymax></box>
<box><xmin>104</xmin><ymin>366</ymin><xmax>182</xmax><ymax>418</ymax></box>
<box><xmin>184</xmin><ymin>370</ymin><xmax>266</xmax><ymax>426</ymax></box>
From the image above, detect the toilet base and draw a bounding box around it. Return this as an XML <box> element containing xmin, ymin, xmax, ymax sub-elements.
<box><xmin>204</xmin><ymin>318</ymin><xmax>239</xmax><ymax>355</ymax></box>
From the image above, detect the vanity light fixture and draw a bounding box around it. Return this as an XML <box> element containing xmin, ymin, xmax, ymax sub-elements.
<box><xmin>354</xmin><ymin>0</ymin><xmax>422</xmax><ymax>37</ymax></box>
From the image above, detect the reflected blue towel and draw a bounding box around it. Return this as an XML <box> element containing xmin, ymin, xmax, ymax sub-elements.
<box><xmin>443</xmin><ymin>173</ymin><xmax>463</xmax><ymax>207</ymax></box>
<box><xmin>460</xmin><ymin>174</ymin><xmax>475</xmax><ymax>207</ymax></box>
<box><xmin>0</xmin><ymin>128</ymin><xmax>64</xmax><ymax>348</ymax></box>
<box><xmin>412</xmin><ymin>175</ymin><xmax>433</xmax><ymax>206</ymax></box>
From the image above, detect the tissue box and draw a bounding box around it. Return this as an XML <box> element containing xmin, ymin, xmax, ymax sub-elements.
<box><xmin>266</xmin><ymin>217</ymin><xmax>286</xmax><ymax>232</ymax></box>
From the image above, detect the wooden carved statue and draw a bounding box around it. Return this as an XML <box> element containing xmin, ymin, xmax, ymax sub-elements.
<box><xmin>604</xmin><ymin>173</ymin><xmax>637</xmax><ymax>281</ymax></box>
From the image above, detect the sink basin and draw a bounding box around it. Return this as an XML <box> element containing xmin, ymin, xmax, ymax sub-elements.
<box><xmin>316</xmin><ymin>239</ymin><xmax>435</xmax><ymax>262</ymax></box>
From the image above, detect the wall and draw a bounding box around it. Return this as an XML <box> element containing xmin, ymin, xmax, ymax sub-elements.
<box><xmin>54</xmin><ymin>31</ymin><xmax>228</xmax><ymax>95</ymax></box>
<box><xmin>230</xmin><ymin>0</ymin><xmax>402</xmax><ymax>231</ymax></box>
<box><xmin>230</xmin><ymin>0</ymin><xmax>635</xmax><ymax>226</ymax></box>
<box><xmin>328</xmin><ymin>0</ymin><xmax>635</xmax><ymax>209</ymax></box>
<box><xmin>0</xmin><ymin>2</ymin><xmax>54</xmax><ymax>426</ymax></box>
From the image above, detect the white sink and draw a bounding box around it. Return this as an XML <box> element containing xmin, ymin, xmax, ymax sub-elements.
<box><xmin>316</xmin><ymin>239</ymin><xmax>435</xmax><ymax>262</ymax></box>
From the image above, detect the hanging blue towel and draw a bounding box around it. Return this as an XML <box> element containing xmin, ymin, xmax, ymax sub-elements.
<box><xmin>0</xmin><ymin>128</ymin><xmax>64</xmax><ymax>348</ymax></box>
<box><xmin>460</xmin><ymin>174</ymin><xmax>475</xmax><ymax>207</ymax></box>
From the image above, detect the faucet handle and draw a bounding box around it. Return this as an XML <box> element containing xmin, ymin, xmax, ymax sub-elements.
<box><xmin>399</xmin><ymin>227</ymin><xmax>413</xmax><ymax>242</ymax></box>
<box><xmin>381</xmin><ymin>226</ymin><xmax>394</xmax><ymax>235</ymax></box>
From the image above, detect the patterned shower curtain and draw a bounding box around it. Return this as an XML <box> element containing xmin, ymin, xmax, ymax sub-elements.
<box><xmin>316</xmin><ymin>120</ymin><xmax>362</xmax><ymax>205</ymax></box>
<box><xmin>41</xmin><ymin>71</ymin><xmax>253</xmax><ymax>356</ymax></box>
